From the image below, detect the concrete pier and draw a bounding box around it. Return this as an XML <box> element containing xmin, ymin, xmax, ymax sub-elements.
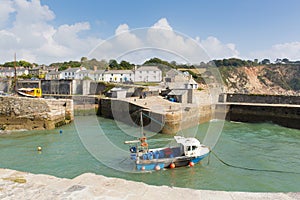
<box><xmin>0</xmin><ymin>168</ymin><xmax>298</xmax><ymax>199</ymax></box>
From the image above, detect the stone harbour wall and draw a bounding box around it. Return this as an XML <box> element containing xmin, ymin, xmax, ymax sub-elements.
<box><xmin>0</xmin><ymin>96</ymin><xmax>73</xmax><ymax>131</ymax></box>
<box><xmin>215</xmin><ymin>103</ymin><xmax>300</xmax><ymax>130</ymax></box>
<box><xmin>98</xmin><ymin>98</ymin><xmax>212</xmax><ymax>134</ymax></box>
<box><xmin>220</xmin><ymin>93</ymin><xmax>300</xmax><ymax>105</ymax></box>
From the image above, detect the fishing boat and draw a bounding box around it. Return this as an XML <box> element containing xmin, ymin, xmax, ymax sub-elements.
<box><xmin>124</xmin><ymin>111</ymin><xmax>210</xmax><ymax>171</ymax></box>
<box><xmin>17</xmin><ymin>88</ymin><xmax>42</xmax><ymax>98</ymax></box>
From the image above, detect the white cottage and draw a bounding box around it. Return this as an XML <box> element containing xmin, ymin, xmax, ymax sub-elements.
<box><xmin>90</xmin><ymin>70</ymin><xmax>105</xmax><ymax>81</ymax></box>
<box><xmin>62</xmin><ymin>67</ymin><xmax>86</xmax><ymax>79</ymax></box>
<box><xmin>134</xmin><ymin>66</ymin><xmax>162</xmax><ymax>82</ymax></box>
<box><xmin>75</xmin><ymin>70</ymin><xmax>92</xmax><ymax>80</ymax></box>
<box><xmin>103</xmin><ymin>70</ymin><xmax>134</xmax><ymax>83</ymax></box>
<box><xmin>45</xmin><ymin>71</ymin><xmax>63</xmax><ymax>80</ymax></box>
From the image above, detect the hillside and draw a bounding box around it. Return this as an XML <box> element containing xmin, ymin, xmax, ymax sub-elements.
<box><xmin>218</xmin><ymin>65</ymin><xmax>300</xmax><ymax>95</ymax></box>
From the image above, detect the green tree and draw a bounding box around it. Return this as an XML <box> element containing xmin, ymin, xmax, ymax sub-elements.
<box><xmin>18</xmin><ymin>60</ymin><xmax>32</xmax><ymax>68</ymax></box>
<box><xmin>261</xmin><ymin>59</ymin><xmax>270</xmax><ymax>65</ymax></box>
<box><xmin>119</xmin><ymin>60</ymin><xmax>134</xmax><ymax>69</ymax></box>
<box><xmin>109</xmin><ymin>59</ymin><xmax>120</xmax><ymax>69</ymax></box>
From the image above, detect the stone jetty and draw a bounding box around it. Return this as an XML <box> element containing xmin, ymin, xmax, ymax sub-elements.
<box><xmin>0</xmin><ymin>96</ymin><xmax>73</xmax><ymax>132</ymax></box>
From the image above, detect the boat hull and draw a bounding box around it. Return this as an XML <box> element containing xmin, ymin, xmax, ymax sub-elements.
<box><xmin>136</xmin><ymin>152</ymin><xmax>209</xmax><ymax>171</ymax></box>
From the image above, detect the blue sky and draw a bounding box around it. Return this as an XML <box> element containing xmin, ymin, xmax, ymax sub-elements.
<box><xmin>1</xmin><ymin>0</ymin><xmax>300</xmax><ymax>64</ymax></box>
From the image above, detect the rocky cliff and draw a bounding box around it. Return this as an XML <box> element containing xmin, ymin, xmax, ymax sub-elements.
<box><xmin>218</xmin><ymin>65</ymin><xmax>300</xmax><ymax>95</ymax></box>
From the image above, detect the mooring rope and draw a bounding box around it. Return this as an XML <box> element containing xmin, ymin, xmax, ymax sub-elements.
<box><xmin>210</xmin><ymin>150</ymin><xmax>300</xmax><ymax>175</ymax></box>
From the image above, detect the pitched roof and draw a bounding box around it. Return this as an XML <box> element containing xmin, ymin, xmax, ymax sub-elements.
<box><xmin>90</xmin><ymin>70</ymin><xmax>105</xmax><ymax>74</ymax></box>
<box><xmin>47</xmin><ymin>71</ymin><xmax>61</xmax><ymax>75</ymax></box>
<box><xmin>77</xmin><ymin>70</ymin><xmax>92</xmax><ymax>74</ymax></box>
<box><xmin>63</xmin><ymin>67</ymin><xmax>86</xmax><ymax>73</ymax></box>
<box><xmin>136</xmin><ymin>66</ymin><xmax>161</xmax><ymax>71</ymax></box>
<box><xmin>104</xmin><ymin>70</ymin><xmax>134</xmax><ymax>74</ymax></box>
<box><xmin>168</xmin><ymin>89</ymin><xmax>187</xmax><ymax>96</ymax></box>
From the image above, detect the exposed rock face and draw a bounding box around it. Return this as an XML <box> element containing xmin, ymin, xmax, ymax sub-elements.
<box><xmin>219</xmin><ymin>65</ymin><xmax>300</xmax><ymax>95</ymax></box>
<box><xmin>0</xmin><ymin>168</ymin><xmax>298</xmax><ymax>199</ymax></box>
<box><xmin>0</xmin><ymin>96</ymin><xmax>73</xmax><ymax>132</ymax></box>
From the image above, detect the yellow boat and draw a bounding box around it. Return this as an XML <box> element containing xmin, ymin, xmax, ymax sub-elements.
<box><xmin>17</xmin><ymin>88</ymin><xmax>42</xmax><ymax>98</ymax></box>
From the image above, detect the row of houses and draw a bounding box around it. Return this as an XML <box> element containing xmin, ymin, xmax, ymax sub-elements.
<box><xmin>47</xmin><ymin>66</ymin><xmax>162</xmax><ymax>82</ymax></box>
<box><xmin>0</xmin><ymin>65</ymin><xmax>163</xmax><ymax>83</ymax></box>
<box><xmin>0</xmin><ymin>65</ymin><xmax>49</xmax><ymax>78</ymax></box>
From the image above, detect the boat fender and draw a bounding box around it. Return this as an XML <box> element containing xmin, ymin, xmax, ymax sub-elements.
<box><xmin>170</xmin><ymin>163</ymin><xmax>175</xmax><ymax>169</ymax></box>
<box><xmin>155</xmin><ymin>165</ymin><xmax>161</xmax><ymax>171</ymax></box>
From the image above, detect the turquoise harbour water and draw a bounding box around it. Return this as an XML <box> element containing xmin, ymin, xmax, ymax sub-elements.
<box><xmin>0</xmin><ymin>116</ymin><xmax>300</xmax><ymax>192</ymax></box>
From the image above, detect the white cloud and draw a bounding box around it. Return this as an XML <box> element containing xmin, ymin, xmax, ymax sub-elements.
<box><xmin>200</xmin><ymin>36</ymin><xmax>239</xmax><ymax>59</ymax></box>
<box><xmin>90</xmin><ymin>18</ymin><xmax>240</xmax><ymax>64</ymax></box>
<box><xmin>115</xmin><ymin>24</ymin><xmax>129</xmax><ymax>35</ymax></box>
<box><xmin>250</xmin><ymin>42</ymin><xmax>300</xmax><ymax>61</ymax></box>
<box><xmin>0</xmin><ymin>0</ymin><xmax>100</xmax><ymax>64</ymax></box>
<box><xmin>0</xmin><ymin>0</ymin><xmax>15</xmax><ymax>28</ymax></box>
<box><xmin>152</xmin><ymin>18</ymin><xmax>173</xmax><ymax>31</ymax></box>
<box><xmin>0</xmin><ymin>2</ymin><xmax>239</xmax><ymax>65</ymax></box>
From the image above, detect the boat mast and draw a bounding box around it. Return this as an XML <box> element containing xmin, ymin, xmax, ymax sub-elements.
<box><xmin>14</xmin><ymin>52</ymin><xmax>17</xmax><ymax>93</ymax></box>
<box><xmin>140</xmin><ymin>110</ymin><xmax>144</xmax><ymax>137</ymax></box>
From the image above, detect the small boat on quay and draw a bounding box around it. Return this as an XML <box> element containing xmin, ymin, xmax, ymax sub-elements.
<box><xmin>17</xmin><ymin>88</ymin><xmax>42</xmax><ymax>98</ymax></box>
<box><xmin>124</xmin><ymin>111</ymin><xmax>210</xmax><ymax>171</ymax></box>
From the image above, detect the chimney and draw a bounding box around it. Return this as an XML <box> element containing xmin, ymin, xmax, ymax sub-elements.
<box><xmin>94</xmin><ymin>66</ymin><xmax>97</xmax><ymax>71</ymax></box>
<box><xmin>80</xmin><ymin>65</ymin><xmax>82</xmax><ymax>70</ymax></box>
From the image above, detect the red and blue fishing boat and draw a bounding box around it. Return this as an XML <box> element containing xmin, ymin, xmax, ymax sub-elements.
<box><xmin>124</xmin><ymin>111</ymin><xmax>210</xmax><ymax>171</ymax></box>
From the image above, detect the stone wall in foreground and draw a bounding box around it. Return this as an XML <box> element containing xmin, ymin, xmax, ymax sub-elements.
<box><xmin>0</xmin><ymin>96</ymin><xmax>73</xmax><ymax>131</ymax></box>
<box><xmin>0</xmin><ymin>168</ymin><xmax>298</xmax><ymax>199</ymax></box>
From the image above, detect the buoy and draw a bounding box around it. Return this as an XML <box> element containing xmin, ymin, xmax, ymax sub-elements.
<box><xmin>59</xmin><ymin>130</ymin><xmax>63</xmax><ymax>134</ymax></box>
<box><xmin>37</xmin><ymin>146</ymin><xmax>42</xmax><ymax>151</ymax></box>
<box><xmin>155</xmin><ymin>165</ymin><xmax>161</xmax><ymax>171</ymax></box>
<box><xmin>170</xmin><ymin>163</ymin><xmax>175</xmax><ymax>169</ymax></box>
<box><xmin>141</xmin><ymin>166</ymin><xmax>145</xmax><ymax>171</ymax></box>
<box><xmin>189</xmin><ymin>162</ymin><xmax>194</xmax><ymax>167</ymax></box>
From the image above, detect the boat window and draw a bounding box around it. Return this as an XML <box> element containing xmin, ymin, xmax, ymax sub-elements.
<box><xmin>192</xmin><ymin>146</ymin><xmax>197</xmax><ymax>150</ymax></box>
<box><xmin>186</xmin><ymin>146</ymin><xmax>191</xmax><ymax>151</ymax></box>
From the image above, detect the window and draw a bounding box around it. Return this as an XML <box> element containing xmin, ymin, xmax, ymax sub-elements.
<box><xmin>121</xmin><ymin>74</ymin><xmax>123</xmax><ymax>76</ymax></box>
<box><xmin>111</xmin><ymin>74</ymin><xmax>113</xmax><ymax>76</ymax></box>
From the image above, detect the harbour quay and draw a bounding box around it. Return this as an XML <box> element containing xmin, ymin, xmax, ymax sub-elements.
<box><xmin>0</xmin><ymin>96</ymin><xmax>73</xmax><ymax>132</ymax></box>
